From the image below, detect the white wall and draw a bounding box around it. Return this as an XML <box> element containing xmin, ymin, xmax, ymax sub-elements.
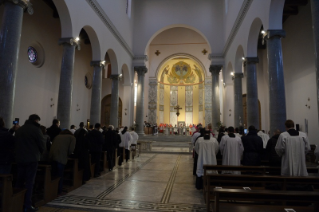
<box><xmin>281</xmin><ymin>3</ymin><xmax>318</xmax><ymax>144</ymax></box>
<box><xmin>133</xmin><ymin>0</ymin><xmax>224</xmax><ymax>55</ymax></box>
<box><xmin>8</xmin><ymin>0</ymin><xmax>92</xmax><ymax>127</ymax></box>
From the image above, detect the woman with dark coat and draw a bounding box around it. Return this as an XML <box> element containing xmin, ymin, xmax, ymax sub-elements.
<box><xmin>74</xmin><ymin>128</ymin><xmax>91</xmax><ymax>182</ymax></box>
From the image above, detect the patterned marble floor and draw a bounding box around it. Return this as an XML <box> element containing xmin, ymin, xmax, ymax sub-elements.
<box><xmin>39</xmin><ymin>153</ymin><xmax>205</xmax><ymax>212</ymax></box>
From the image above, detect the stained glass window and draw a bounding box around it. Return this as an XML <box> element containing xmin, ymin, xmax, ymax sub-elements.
<box><xmin>27</xmin><ymin>46</ymin><xmax>37</xmax><ymax>63</ymax></box>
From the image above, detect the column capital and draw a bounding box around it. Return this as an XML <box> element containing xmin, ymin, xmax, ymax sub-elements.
<box><xmin>1</xmin><ymin>0</ymin><xmax>33</xmax><ymax>14</ymax></box>
<box><xmin>110</xmin><ymin>74</ymin><xmax>120</xmax><ymax>80</ymax></box>
<box><xmin>90</xmin><ymin>60</ymin><xmax>105</xmax><ymax>68</ymax></box>
<box><xmin>244</xmin><ymin>57</ymin><xmax>259</xmax><ymax>66</ymax></box>
<box><xmin>232</xmin><ymin>73</ymin><xmax>244</xmax><ymax>80</ymax></box>
<box><xmin>149</xmin><ymin>78</ymin><xmax>158</xmax><ymax>86</ymax></box>
<box><xmin>58</xmin><ymin>37</ymin><xmax>80</xmax><ymax>48</ymax></box>
<box><xmin>134</xmin><ymin>66</ymin><xmax>148</xmax><ymax>76</ymax></box>
<box><xmin>209</xmin><ymin>65</ymin><xmax>223</xmax><ymax>75</ymax></box>
<box><xmin>266</xmin><ymin>30</ymin><xmax>286</xmax><ymax>39</ymax></box>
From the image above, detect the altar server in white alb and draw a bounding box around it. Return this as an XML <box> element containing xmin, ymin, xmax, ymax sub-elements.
<box><xmin>119</xmin><ymin>127</ymin><xmax>132</xmax><ymax>162</ymax></box>
<box><xmin>195</xmin><ymin>129</ymin><xmax>219</xmax><ymax>176</ymax></box>
<box><xmin>219</xmin><ymin>126</ymin><xmax>244</xmax><ymax>174</ymax></box>
<box><xmin>257</xmin><ymin>130</ymin><xmax>270</xmax><ymax>148</ymax></box>
<box><xmin>275</xmin><ymin>120</ymin><xmax>311</xmax><ymax>176</ymax></box>
<box><xmin>194</xmin><ymin>129</ymin><xmax>219</xmax><ymax>189</ymax></box>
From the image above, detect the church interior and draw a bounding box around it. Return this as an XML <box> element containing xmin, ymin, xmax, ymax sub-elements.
<box><xmin>0</xmin><ymin>0</ymin><xmax>319</xmax><ymax>211</ymax></box>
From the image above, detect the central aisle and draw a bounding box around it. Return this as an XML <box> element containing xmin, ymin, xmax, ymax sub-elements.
<box><xmin>39</xmin><ymin>153</ymin><xmax>206</xmax><ymax>212</ymax></box>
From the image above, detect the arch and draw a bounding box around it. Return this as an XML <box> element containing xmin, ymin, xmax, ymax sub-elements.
<box><xmin>223</xmin><ymin>61</ymin><xmax>233</xmax><ymax>84</ymax></box>
<box><xmin>234</xmin><ymin>45</ymin><xmax>245</xmax><ymax>73</ymax></box>
<box><xmin>155</xmin><ymin>53</ymin><xmax>208</xmax><ymax>80</ymax></box>
<box><xmin>121</xmin><ymin>63</ymin><xmax>131</xmax><ymax>86</ymax></box>
<box><xmin>79</xmin><ymin>25</ymin><xmax>102</xmax><ymax>61</ymax></box>
<box><xmin>52</xmin><ymin>0</ymin><xmax>73</xmax><ymax>37</ymax></box>
<box><xmin>268</xmin><ymin>0</ymin><xmax>285</xmax><ymax>30</ymax></box>
<box><xmin>105</xmin><ymin>49</ymin><xmax>119</xmax><ymax>75</ymax></box>
<box><xmin>144</xmin><ymin>24</ymin><xmax>212</xmax><ymax>55</ymax></box>
<box><xmin>247</xmin><ymin>18</ymin><xmax>263</xmax><ymax>57</ymax></box>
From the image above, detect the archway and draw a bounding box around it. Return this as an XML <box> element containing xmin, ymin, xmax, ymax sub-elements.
<box><xmin>101</xmin><ymin>95</ymin><xmax>122</xmax><ymax>127</ymax></box>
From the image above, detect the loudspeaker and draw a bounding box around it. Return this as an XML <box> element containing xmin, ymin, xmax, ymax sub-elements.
<box><xmin>296</xmin><ymin>124</ymin><xmax>300</xmax><ymax>131</ymax></box>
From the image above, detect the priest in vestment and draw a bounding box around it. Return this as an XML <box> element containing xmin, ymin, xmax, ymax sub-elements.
<box><xmin>219</xmin><ymin>126</ymin><xmax>244</xmax><ymax>174</ymax></box>
<box><xmin>275</xmin><ymin>120</ymin><xmax>310</xmax><ymax>176</ymax></box>
<box><xmin>194</xmin><ymin>129</ymin><xmax>219</xmax><ymax>189</ymax></box>
<box><xmin>257</xmin><ymin>130</ymin><xmax>270</xmax><ymax>148</ymax></box>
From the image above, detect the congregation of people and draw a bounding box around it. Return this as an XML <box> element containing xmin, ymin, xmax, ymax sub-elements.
<box><xmin>192</xmin><ymin>120</ymin><xmax>318</xmax><ymax>190</ymax></box>
<box><xmin>0</xmin><ymin>115</ymin><xmax>138</xmax><ymax>212</ymax></box>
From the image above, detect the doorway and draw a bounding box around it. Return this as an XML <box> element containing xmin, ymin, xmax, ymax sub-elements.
<box><xmin>242</xmin><ymin>94</ymin><xmax>261</xmax><ymax>129</ymax></box>
<box><xmin>101</xmin><ymin>94</ymin><xmax>122</xmax><ymax>127</ymax></box>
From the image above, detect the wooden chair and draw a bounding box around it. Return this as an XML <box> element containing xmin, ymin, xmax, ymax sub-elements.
<box><xmin>0</xmin><ymin>174</ymin><xmax>26</xmax><ymax>212</ymax></box>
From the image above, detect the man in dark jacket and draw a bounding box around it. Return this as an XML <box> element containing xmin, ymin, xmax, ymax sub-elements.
<box><xmin>47</xmin><ymin>119</ymin><xmax>61</xmax><ymax>142</ymax></box>
<box><xmin>241</xmin><ymin>125</ymin><xmax>263</xmax><ymax>166</ymax></box>
<box><xmin>103</xmin><ymin>125</ymin><xmax>119</xmax><ymax>171</ymax></box>
<box><xmin>266</xmin><ymin>129</ymin><xmax>281</xmax><ymax>167</ymax></box>
<box><xmin>87</xmin><ymin>123</ymin><xmax>104</xmax><ymax>177</ymax></box>
<box><xmin>0</xmin><ymin>117</ymin><xmax>16</xmax><ymax>174</ymax></box>
<box><xmin>15</xmin><ymin>114</ymin><xmax>44</xmax><ymax>212</ymax></box>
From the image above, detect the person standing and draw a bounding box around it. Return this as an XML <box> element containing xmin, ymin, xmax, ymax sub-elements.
<box><xmin>70</xmin><ymin>125</ymin><xmax>76</xmax><ymax>134</ymax></box>
<box><xmin>104</xmin><ymin>125</ymin><xmax>119</xmax><ymax>171</ymax></box>
<box><xmin>275</xmin><ymin>120</ymin><xmax>311</xmax><ymax>176</ymax></box>
<box><xmin>241</xmin><ymin>126</ymin><xmax>264</xmax><ymax>166</ymax></box>
<box><xmin>87</xmin><ymin>123</ymin><xmax>104</xmax><ymax>177</ymax></box>
<box><xmin>15</xmin><ymin>114</ymin><xmax>44</xmax><ymax>212</ymax></box>
<box><xmin>74</xmin><ymin>122</ymin><xmax>86</xmax><ymax>137</ymax></box>
<box><xmin>257</xmin><ymin>129</ymin><xmax>270</xmax><ymax>148</ymax></box>
<box><xmin>219</xmin><ymin>126</ymin><xmax>244</xmax><ymax>174</ymax></box>
<box><xmin>50</xmin><ymin>130</ymin><xmax>76</xmax><ymax>194</ymax></box>
<box><xmin>195</xmin><ymin>129</ymin><xmax>219</xmax><ymax>189</ymax></box>
<box><xmin>119</xmin><ymin>127</ymin><xmax>132</xmax><ymax>163</ymax></box>
<box><xmin>266</xmin><ymin>129</ymin><xmax>282</xmax><ymax>167</ymax></box>
<box><xmin>130</xmin><ymin>128</ymin><xmax>139</xmax><ymax>159</ymax></box>
<box><xmin>0</xmin><ymin>117</ymin><xmax>17</xmax><ymax>174</ymax></box>
<box><xmin>74</xmin><ymin>127</ymin><xmax>91</xmax><ymax>182</ymax></box>
<box><xmin>47</xmin><ymin>119</ymin><xmax>61</xmax><ymax>142</ymax></box>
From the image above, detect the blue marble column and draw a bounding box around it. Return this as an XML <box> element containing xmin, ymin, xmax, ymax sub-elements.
<box><xmin>266</xmin><ymin>30</ymin><xmax>287</xmax><ymax>134</ymax></box>
<box><xmin>209</xmin><ymin>65</ymin><xmax>222</xmax><ymax>128</ymax></box>
<box><xmin>233</xmin><ymin>73</ymin><xmax>244</xmax><ymax>127</ymax></box>
<box><xmin>244</xmin><ymin>57</ymin><xmax>259</xmax><ymax>129</ymax></box>
<box><xmin>90</xmin><ymin>61</ymin><xmax>104</xmax><ymax>125</ymax></box>
<box><xmin>0</xmin><ymin>0</ymin><xmax>33</xmax><ymax>128</ymax></box>
<box><xmin>57</xmin><ymin>38</ymin><xmax>78</xmax><ymax>129</ymax></box>
<box><xmin>310</xmin><ymin>0</ymin><xmax>319</xmax><ymax>123</ymax></box>
<box><xmin>135</xmin><ymin>66</ymin><xmax>147</xmax><ymax>135</ymax></box>
<box><xmin>110</xmin><ymin>74</ymin><xmax>120</xmax><ymax>127</ymax></box>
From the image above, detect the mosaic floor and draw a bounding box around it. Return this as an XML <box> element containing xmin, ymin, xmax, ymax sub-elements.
<box><xmin>39</xmin><ymin>153</ymin><xmax>206</xmax><ymax>212</ymax></box>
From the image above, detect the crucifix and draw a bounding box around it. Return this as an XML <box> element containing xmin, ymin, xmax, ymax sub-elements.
<box><xmin>174</xmin><ymin>105</ymin><xmax>182</xmax><ymax>117</ymax></box>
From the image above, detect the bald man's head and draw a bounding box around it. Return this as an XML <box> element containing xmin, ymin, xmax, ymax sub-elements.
<box><xmin>274</xmin><ymin>129</ymin><xmax>281</xmax><ymax>135</ymax></box>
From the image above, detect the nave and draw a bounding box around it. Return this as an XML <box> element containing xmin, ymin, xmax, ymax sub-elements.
<box><xmin>38</xmin><ymin>153</ymin><xmax>205</xmax><ymax>212</ymax></box>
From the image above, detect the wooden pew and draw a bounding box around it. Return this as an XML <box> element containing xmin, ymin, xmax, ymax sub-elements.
<box><xmin>63</xmin><ymin>158</ymin><xmax>83</xmax><ymax>192</ymax></box>
<box><xmin>89</xmin><ymin>155</ymin><xmax>96</xmax><ymax>178</ymax></box>
<box><xmin>213</xmin><ymin>188</ymin><xmax>319</xmax><ymax>212</ymax></box>
<box><xmin>33</xmin><ymin>164</ymin><xmax>60</xmax><ymax>207</ymax></box>
<box><xmin>100</xmin><ymin>151</ymin><xmax>108</xmax><ymax>171</ymax></box>
<box><xmin>0</xmin><ymin>174</ymin><xmax>26</xmax><ymax>212</ymax></box>
<box><xmin>205</xmin><ymin>173</ymin><xmax>319</xmax><ymax>211</ymax></box>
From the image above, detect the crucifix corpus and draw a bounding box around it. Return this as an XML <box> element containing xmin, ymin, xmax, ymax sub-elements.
<box><xmin>174</xmin><ymin>105</ymin><xmax>182</xmax><ymax>117</ymax></box>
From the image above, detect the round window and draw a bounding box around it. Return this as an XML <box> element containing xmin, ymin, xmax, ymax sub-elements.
<box><xmin>27</xmin><ymin>46</ymin><xmax>38</xmax><ymax>63</ymax></box>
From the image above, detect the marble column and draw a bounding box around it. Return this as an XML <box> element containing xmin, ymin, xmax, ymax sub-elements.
<box><xmin>135</xmin><ymin>66</ymin><xmax>147</xmax><ymax>135</ymax></box>
<box><xmin>90</xmin><ymin>61</ymin><xmax>104</xmax><ymax>125</ymax></box>
<box><xmin>148</xmin><ymin>79</ymin><xmax>158</xmax><ymax>124</ymax></box>
<box><xmin>233</xmin><ymin>73</ymin><xmax>244</xmax><ymax>127</ymax></box>
<box><xmin>310</xmin><ymin>0</ymin><xmax>319</xmax><ymax>123</ymax></box>
<box><xmin>209</xmin><ymin>65</ymin><xmax>222</xmax><ymax>128</ymax></box>
<box><xmin>0</xmin><ymin>0</ymin><xmax>33</xmax><ymax>128</ymax></box>
<box><xmin>109</xmin><ymin>74</ymin><xmax>120</xmax><ymax>127</ymax></box>
<box><xmin>266</xmin><ymin>30</ymin><xmax>287</xmax><ymax>134</ymax></box>
<box><xmin>57</xmin><ymin>38</ymin><xmax>78</xmax><ymax>129</ymax></box>
<box><xmin>244</xmin><ymin>57</ymin><xmax>259</xmax><ymax>129</ymax></box>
